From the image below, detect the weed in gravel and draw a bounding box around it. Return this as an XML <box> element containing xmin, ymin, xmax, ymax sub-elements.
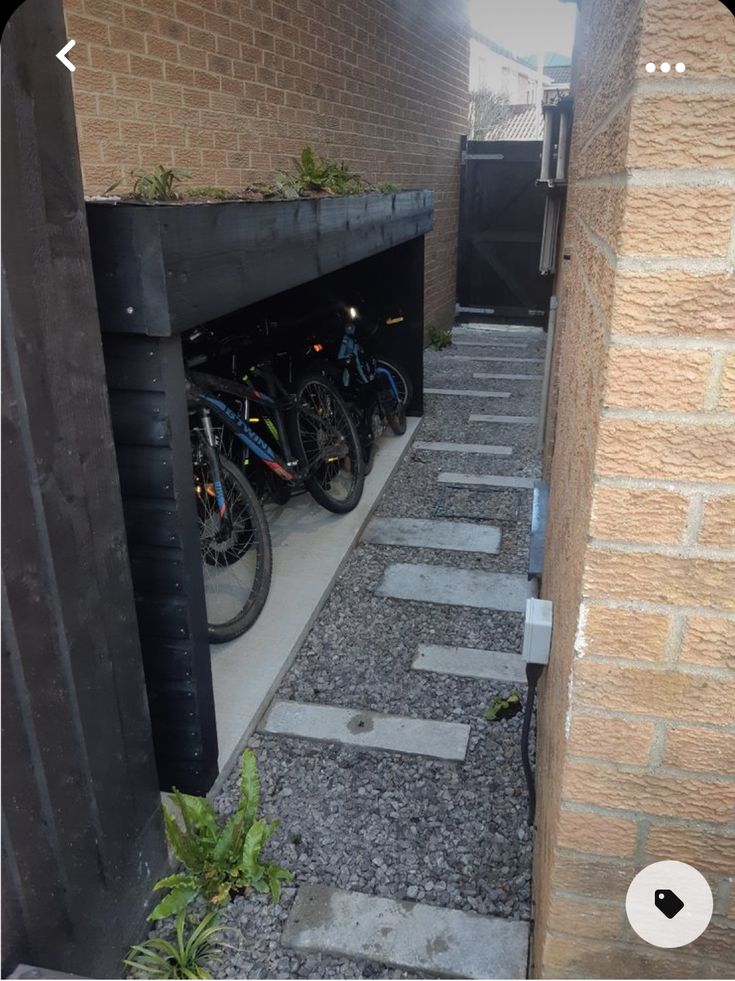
<box><xmin>150</xmin><ymin>750</ymin><xmax>292</xmax><ymax>920</ymax></box>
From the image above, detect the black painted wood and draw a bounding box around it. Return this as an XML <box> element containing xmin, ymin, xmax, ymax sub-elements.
<box><xmin>458</xmin><ymin>139</ymin><xmax>551</xmax><ymax>324</ymax></box>
<box><xmin>1</xmin><ymin>0</ymin><xmax>167</xmax><ymax>975</ymax></box>
<box><xmin>87</xmin><ymin>190</ymin><xmax>433</xmax><ymax>335</ymax></box>
<box><xmin>103</xmin><ymin>334</ymin><xmax>219</xmax><ymax>793</ymax></box>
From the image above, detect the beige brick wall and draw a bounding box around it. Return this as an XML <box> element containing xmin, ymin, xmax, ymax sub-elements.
<box><xmin>536</xmin><ymin>0</ymin><xmax>735</xmax><ymax>976</ymax></box>
<box><xmin>63</xmin><ymin>0</ymin><xmax>469</xmax><ymax>327</ymax></box>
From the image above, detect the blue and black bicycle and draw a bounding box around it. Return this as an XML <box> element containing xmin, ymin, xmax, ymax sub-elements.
<box><xmin>187</xmin><ymin>362</ymin><xmax>364</xmax><ymax>642</ymax></box>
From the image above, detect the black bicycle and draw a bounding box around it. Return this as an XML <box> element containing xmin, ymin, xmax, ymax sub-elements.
<box><xmin>188</xmin><ymin>364</ymin><xmax>364</xmax><ymax>641</ymax></box>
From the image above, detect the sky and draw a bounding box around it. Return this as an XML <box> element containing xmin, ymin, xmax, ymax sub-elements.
<box><xmin>468</xmin><ymin>0</ymin><xmax>577</xmax><ymax>59</ymax></box>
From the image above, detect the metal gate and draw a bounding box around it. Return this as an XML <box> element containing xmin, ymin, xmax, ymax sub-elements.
<box><xmin>457</xmin><ymin>137</ymin><xmax>552</xmax><ymax>325</ymax></box>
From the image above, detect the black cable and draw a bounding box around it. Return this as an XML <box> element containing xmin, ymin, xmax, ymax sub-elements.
<box><xmin>521</xmin><ymin>662</ymin><xmax>545</xmax><ymax>826</ymax></box>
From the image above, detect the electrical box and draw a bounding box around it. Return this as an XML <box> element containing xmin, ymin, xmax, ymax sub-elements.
<box><xmin>522</xmin><ymin>598</ymin><xmax>553</xmax><ymax>664</ymax></box>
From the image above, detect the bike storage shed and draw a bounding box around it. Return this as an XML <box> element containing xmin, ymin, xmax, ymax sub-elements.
<box><xmin>87</xmin><ymin>192</ymin><xmax>431</xmax><ymax>794</ymax></box>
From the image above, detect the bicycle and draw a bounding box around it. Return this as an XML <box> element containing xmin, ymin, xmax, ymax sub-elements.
<box><xmin>189</xmin><ymin>392</ymin><xmax>272</xmax><ymax>644</ymax></box>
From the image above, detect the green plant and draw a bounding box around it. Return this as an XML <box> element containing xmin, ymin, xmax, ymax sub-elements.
<box><xmin>124</xmin><ymin>910</ymin><xmax>230</xmax><ymax>979</ymax></box>
<box><xmin>484</xmin><ymin>690</ymin><xmax>522</xmax><ymax>723</ymax></box>
<box><xmin>275</xmin><ymin>146</ymin><xmax>366</xmax><ymax>197</ymax></box>
<box><xmin>375</xmin><ymin>181</ymin><xmax>399</xmax><ymax>193</ymax></box>
<box><xmin>150</xmin><ymin>750</ymin><xmax>292</xmax><ymax>920</ymax></box>
<box><xmin>132</xmin><ymin>165</ymin><xmax>191</xmax><ymax>201</ymax></box>
<box><xmin>428</xmin><ymin>325</ymin><xmax>452</xmax><ymax>350</ymax></box>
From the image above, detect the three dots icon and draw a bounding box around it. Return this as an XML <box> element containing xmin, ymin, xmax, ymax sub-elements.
<box><xmin>645</xmin><ymin>61</ymin><xmax>686</xmax><ymax>73</ymax></box>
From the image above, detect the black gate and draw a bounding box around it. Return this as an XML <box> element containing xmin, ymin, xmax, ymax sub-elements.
<box><xmin>457</xmin><ymin>137</ymin><xmax>551</xmax><ymax>326</ymax></box>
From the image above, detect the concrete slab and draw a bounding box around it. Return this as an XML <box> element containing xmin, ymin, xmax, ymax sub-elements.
<box><xmin>456</xmin><ymin>322</ymin><xmax>545</xmax><ymax>340</ymax></box>
<box><xmin>414</xmin><ymin>441</ymin><xmax>513</xmax><ymax>456</ymax></box>
<box><xmin>453</xmin><ymin>340</ymin><xmax>528</xmax><ymax>349</ymax></box>
<box><xmin>282</xmin><ymin>884</ymin><xmax>529</xmax><ymax>980</ymax></box>
<box><xmin>375</xmin><ymin>562</ymin><xmax>534</xmax><ymax>612</ymax></box>
<box><xmin>363</xmin><ymin>517</ymin><xmax>501</xmax><ymax>554</ymax></box>
<box><xmin>209</xmin><ymin>418</ymin><xmax>420</xmax><ymax>782</ymax></box>
<box><xmin>472</xmin><ymin>372</ymin><xmax>543</xmax><ymax>381</ymax></box>
<box><xmin>438</xmin><ymin>472</ymin><xmax>535</xmax><ymax>489</ymax></box>
<box><xmin>260</xmin><ymin>700</ymin><xmax>470</xmax><ymax>761</ymax></box>
<box><xmin>413</xmin><ymin>644</ymin><xmax>526</xmax><ymax>682</ymax></box>
<box><xmin>469</xmin><ymin>414</ymin><xmax>538</xmax><ymax>425</ymax></box>
<box><xmin>446</xmin><ymin>356</ymin><xmax>544</xmax><ymax>364</ymax></box>
<box><xmin>424</xmin><ymin>387</ymin><xmax>511</xmax><ymax>399</ymax></box>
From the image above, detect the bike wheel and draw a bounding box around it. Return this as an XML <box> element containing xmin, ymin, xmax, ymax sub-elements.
<box><xmin>376</xmin><ymin>358</ymin><xmax>413</xmax><ymax>408</ymax></box>
<box><xmin>194</xmin><ymin>453</ymin><xmax>272</xmax><ymax>643</ymax></box>
<box><xmin>386</xmin><ymin>399</ymin><xmax>407</xmax><ymax>435</ymax></box>
<box><xmin>288</xmin><ymin>371</ymin><xmax>365</xmax><ymax>513</ymax></box>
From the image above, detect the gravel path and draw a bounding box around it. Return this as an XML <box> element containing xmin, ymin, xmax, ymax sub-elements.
<box><xmin>155</xmin><ymin>327</ymin><xmax>545</xmax><ymax>980</ymax></box>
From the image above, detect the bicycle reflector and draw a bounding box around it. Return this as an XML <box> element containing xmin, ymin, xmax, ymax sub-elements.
<box><xmin>312</xmin><ymin>343</ymin><xmax>324</xmax><ymax>352</ymax></box>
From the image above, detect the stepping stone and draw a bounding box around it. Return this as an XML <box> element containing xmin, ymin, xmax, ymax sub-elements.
<box><xmin>424</xmin><ymin>387</ymin><xmax>511</xmax><ymax>398</ymax></box>
<box><xmin>446</xmin><ymin>356</ymin><xmax>544</xmax><ymax>363</ymax></box>
<box><xmin>283</xmin><ymin>884</ymin><xmax>529</xmax><ymax>980</ymax></box>
<box><xmin>363</xmin><ymin>517</ymin><xmax>501</xmax><ymax>554</ymax></box>
<box><xmin>470</xmin><ymin>414</ymin><xmax>538</xmax><ymax>425</ymax></box>
<box><xmin>260</xmin><ymin>700</ymin><xmax>470</xmax><ymax>761</ymax></box>
<box><xmin>376</xmin><ymin>562</ymin><xmax>534</xmax><ymax>612</ymax></box>
<box><xmin>438</xmin><ymin>472</ymin><xmax>535</xmax><ymax>489</ymax></box>
<box><xmin>453</xmin><ymin>340</ymin><xmax>528</xmax><ymax>349</ymax></box>
<box><xmin>472</xmin><ymin>372</ymin><xmax>542</xmax><ymax>380</ymax></box>
<box><xmin>414</xmin><ymin>441</ymin><xmax>512</xmax><ymax>456</ymax></box>
<box><xmin>413</xmin><ymin>644</ymin><xmax>526</xmax><ymax>682</ymax></box>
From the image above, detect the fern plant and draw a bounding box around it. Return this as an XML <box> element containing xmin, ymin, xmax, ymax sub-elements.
<box><xmin>132</xmin><ymin>165</ymin><xmax>191</xmax><ymax>201</ymax></box>
<box><xmin>150</xmin><ymin>750</ymin><xmax>292</xmax><ymax>920</ymax></box>
<box><xmin>428</xmin><ymin>325</ymin><xmax>452</xmax><ymax>350</ymax></box>
<box><xmin>124</xmin><ymin>910</ymin><xmax>230</xmax><ymax>979</ymax></box>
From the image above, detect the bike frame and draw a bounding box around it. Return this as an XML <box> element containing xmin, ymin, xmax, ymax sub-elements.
<box><xmin>187</xmin><ymin>367</ymin><xmax>347</xmax><ymax>483</ymax></box>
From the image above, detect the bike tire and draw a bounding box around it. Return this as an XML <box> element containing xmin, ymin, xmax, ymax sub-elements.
<box><xmin>288</xmin><ymin>371</ymin><xmax>365</xmax><ymax>514</ymax></box>
<box><xmin>375</xmin><ymin>358</ymin><xmax>413</xmax><ymax>408</ymax></box>
<box><xmin>195</xmin><ymin>454</ymin><xmax>272</xmax><ymax>644</ymax></box>
<box><xmin>386</xmin><ymin>400</ymin><xmax>407</xmax><ymax>435</ymax></box>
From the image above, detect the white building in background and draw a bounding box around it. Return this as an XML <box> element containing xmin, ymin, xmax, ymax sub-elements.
<box><xmin>469</xmin><ymin>31</ymin><xmax>571</xmax><ymax>141</ymax></box>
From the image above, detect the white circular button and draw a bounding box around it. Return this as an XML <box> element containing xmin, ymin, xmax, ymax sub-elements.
<box><xmin>660</xmin><ymin>61</ymin><xmax>671</xmax><ymax>72</ymax></box>
<box><xmin>645</xmin><ymin>62</ymin><xmax>656</xmax><ymax>73</ymax></box>
<box><xmin>626</xmin><ymin>861</ymin><xmax>713</xmax><ymax>948</ymax></box>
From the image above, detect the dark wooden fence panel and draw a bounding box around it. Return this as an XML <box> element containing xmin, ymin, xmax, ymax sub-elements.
<box><xmin>1</xmin><ymin>0</ymin><xmax>167</xmax><ymax>975</ymax></box>
<box><xmin>457</xmin><ymin>137</ymin><xmax>551</xmax><ymax>325</ymax></box>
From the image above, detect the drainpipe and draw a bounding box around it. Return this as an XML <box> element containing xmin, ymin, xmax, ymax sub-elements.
<box><xmin>537</xmin><ymin>294</ymin><xmax>558</xmax><ymax>451</ymax></box>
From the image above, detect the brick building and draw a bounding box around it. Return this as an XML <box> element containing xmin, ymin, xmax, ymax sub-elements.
<box><xmin>536</xmin><ymin>0</ymin><xmax>735</xmax><ymax>976</ymax></box>
<box><xmin>63</xmin><ymin>0</ymin><xmax>470</xmax><ymax>328</ymax></box>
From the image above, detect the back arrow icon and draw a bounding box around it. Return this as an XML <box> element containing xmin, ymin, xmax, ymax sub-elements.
<box><xmin>56</xmin><ymin>39</ymin><xmax>76</xmax><ymax>72</ymax></box>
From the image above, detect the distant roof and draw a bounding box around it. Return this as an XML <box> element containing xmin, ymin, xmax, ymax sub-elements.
<box><xmin>483</xmin><ymin>104</ymin><xmax>543</xmax><ymax>141</ymax></box>
<box><xmin>544</xmin><ymin>64</ymin><xmax>572</xmax><ymax>84</ymax></box>
<box><xmin>522</xmin><ymin>51</ymin><xmax>572</xmax><ymax>69</ymax></box>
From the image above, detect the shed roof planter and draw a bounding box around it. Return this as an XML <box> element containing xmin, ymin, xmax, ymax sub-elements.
<box><xmin>86</xmin><ymin>190</ymin><xmax>433</xmax><ymax>336</ymax></box>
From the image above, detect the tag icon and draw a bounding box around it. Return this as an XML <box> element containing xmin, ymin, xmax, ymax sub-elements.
<box><xmin>654</xmin><ymin>888</ymin><xmax>684</xmax><ymax>919</ymax></box>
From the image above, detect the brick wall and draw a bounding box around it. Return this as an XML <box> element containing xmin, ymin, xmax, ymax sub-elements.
<box><xmin>63</xmin><ymin>0</ymin><xmax>469</xmax><ymax>327</ymax></box>
<box><xmin>536</xmin><ymin>0</ymin><xmax>735</xmax><ymax>976</ymax></box>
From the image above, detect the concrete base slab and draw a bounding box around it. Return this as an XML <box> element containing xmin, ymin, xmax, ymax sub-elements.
<box><xmin>413</xmin><ymin>644</ymin><xmax>526</xmax><ymax>682</ymax></box>
<box><xmin>415</xmin><ymin>441</ymin><xmax>512</xmax><ymax>456</ymax></box>
<box><xmin>424</xmin><ymin>387</ymin><xmax>511</xmax><ymax>399</ymax></box>
<box><xmin>363</xmin><ymin>516</ymin><xmax>501</xmax><ymax>554</ymax></box>
<box><xmin>472</xmin><ymin>372</ymin><xmax>542</xmax><ymax>381</ymax></box>
<box><xmin>376</xmin><ymin>562</ymin><xmax>535</xmax><ymax>612</ymax></box>
<box><xmin>209</xmin><ymin>418</ymin><xmax>420</xmax><ymax>782</ymax></box>
<box><xmin>282</xmin><ymin>884</ymin><xmax>529</xmax><ymax>979</ymax></box>
<box><xmin>438</xmin><ymin>472</ymin><xmax>535</xmax><ymax>489</ymax></box>
<box><xmin>469</xmin><ymin>414</ymin><xmax>538</xmax><ymax>425</ymax></box>
<box><xmin>260</xmin><ymin>700</ymin><xmax>470</xmax><ymax>761</ymax></box>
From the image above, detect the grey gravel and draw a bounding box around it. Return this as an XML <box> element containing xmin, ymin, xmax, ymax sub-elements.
<box><xmin>147</xmin><ymin>329</ymin><xmax>545</xmax><ymax>980</ymax></box>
